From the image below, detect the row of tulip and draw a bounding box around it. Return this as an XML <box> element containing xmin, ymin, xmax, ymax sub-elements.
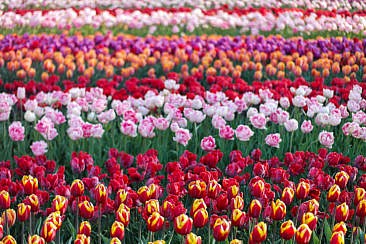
<box><xmin>1</xmin><ymin>34</ymin><xmax>366</xmax><ymax>89</ymax></box>
<box><xmin>0</xmin><ymin>0</ymin><xmax>364</xmax><ymax>11</ymax></box>
<box><xmin>0</xmin><ymin>80</ymin><xmax>365</xmax><ymax>164</ymax></box>
<box><xmin>1</xmin><ymin>7</ymin><xmax>366</xmax><ymax>34</ymax></box>
<box><xmin>0</xmin><ymin>147</ymin><xmax>363</xmax><ymax>243</ymax></box>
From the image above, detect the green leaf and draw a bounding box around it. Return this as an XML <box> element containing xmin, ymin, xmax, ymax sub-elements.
<box><xmin>312</xmin><ymin>232</ymin><xmax>320</xmax><ymax>244</ymax></box>
<box><xmin>324</xmin><ymin>219</ymin><xmax>332</xmax><ymax>243</ymax></box>
<box><xmin>359</xmin><ymin>229</ymin><xmax>365</xmax><ymax>244</ymax></box>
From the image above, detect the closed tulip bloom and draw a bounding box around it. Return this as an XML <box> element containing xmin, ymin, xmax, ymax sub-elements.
<box><xmin>110</xmin><ymin>237</ymin><xmax>122</xmax><ymax>244</ymax></box>
<box><xmin>231</xmin><ymin>209</ymin><xmax>246</xmax><ymax>227</ymax></box>
<box><xmin>52</xmin><ymin>195</ymin><xmax>68</xmax><ymax>215</ymax></box>
<box><xmin>24</xmin><ymin>194</ymin><xmax>39</xmax><ymax>212</ymax></box>
<box><xmin>248</xmin><ymin>199</ymin><xmax>262</xmax><ymax>218</ymax></box>
<box><xmin>78</xmin><ymin>201</ymin><xmax>94</xmax><ymax>219</ymax></box>
<box><xmin>250</xmin><ymin>221</ymin><xmax>267</xmax><ymax>243</ymax></box>
<box><xmin>193</xmin><ymin>208</ymin><xmax>208</xmax><ymax>228</ymax></box>
<box><xmin>335</xmin><ymin>171</ymin><xmax>349</xmax><ymax>189</ymax></box>
<box><xmin>94</xmin><ymin>183</ymin><xmax>107</xmax><ymax>204</ymax></box>
<box><xmin>22</xmin><ymin>175</ymin><xmax>38</xmax><ymax>195</ymax></box>
<box><xmin>302</xmin><ymin>212</ymin><xmax>318</xmax><ymax>230</ymax></box>
<box><xmin>28</xmin><ymin>235</ymin><xmax>46</xmax><ymax>244</ymax></box>
<box><xmin>281</xmin><ymin>187</ymin><xmax>295</xmax><ymax>205</ymax></box>
<box><xmin>74</xmin><ymin>234</ymin><xmax>90</xmax><ymax>244</ymax></box>
<box><xmin>45</xmin><ymin>211</ymin><xmax>62</xmax><ymax>230</ymax></box>
<box><xmin>1</xmin><ymin>209</ymin><xmax>16</xmax><ymax>227</ymax></box>
<box><xmin>0</xmin><ymin>191</ymin><xmax>10</xmax><ymax>209</ymax></box>
<box><xmin>271</xmin><ymin>199</ymin><xmax>286</xmax><ymax>221</ymax></box>
<box><xmin>208</xmin><ymin>180</ymin><xmax>221</xmax><ymax>199</ymax></box>
<box><xmin>250</xmin><ymin>179</ymin><xmax>265</xmax><ymax>198</ymax></box>
<box><xmin>354</xmin><ymin>188</ymin><xmax>366</xmax><ymax>206</ymax></box>
<box><xmin>115</xmin><ymin>205</ymin><xmax>130</xmax><ymax>227</ymax></box>
<box><xmin>296</xmin><ymin>181</ymin><xmax>310</xmax><ymax>200</ymax></box>
<box><xmin>188</xmin><ymin>180</ymin><xmax>207</xmax><ymax>198</ymax></box>
<box><xmin>190</xmin><ymin>199</ymin><xmax>207</xmax><ymax>216</ymax></box>
<box><xmin>2</xmin><ymin>235</ymin><xmax>17</xmax><ymax>244</ymax></box>
<box><xmin>110</xmin><ymin>221</ymin><xmax>125</xmax><ymax>240</ymax></box>
<box><xmin>335</xmin><ymin>203</ymin><xmax>349</xmax><ymax>222</ymax></box>
<box><xmin>185</xmin><ymin>232</ymin><xmax>202</xmax><ymax>244</ymax></box>
<box><xmin>356</xmin><ymin>200</ymin><xmax>366</xmax><ymax>218</ymax></box>
<box><xmin>295</xmin><ymin>224</ymin><xmax>312</xmax><ymax>244</ymax></box>
<box><xmin>17</xmin><ymin>203</ymin><xmax>31</xmax><ymax>222</ymax></box>
<box><xmin>146</xmin><ymin>212</ymin><xmax>164</xmax><ymax>232</ymax></box>
<box><xmin>174</xmin><ymin>214</ymin><xmax>193</xmax><ymax>235</ymax></box>
<box><xmin>143</xmin><ymin>199</ymin><xmax>160</xmax><ymax>219</ymax></box>
<box><xmin>137</xmin><ymin>185</ymin><xmax>151</xmax><ymax>203</ymax></box>
<box><xmin>280</xmin><ymin>220</ymin><xmax>296</xmax><ymax>240</ymax></box>
<box><xmin>212</xmin><ymin>217</ymin><xmax>230</xmax><ymax>241</ymax></box>
<box><xmin>327</xmin><ymin>185</ymin><xmax>341</xmax><ymax>202</ymax></box>
<box><xmin>230</xmin><ymin>195</ymin><xmax>244</xmax><ymax>210</ymax></box>
<box><xmin>78</xmin><ymin>221</ymin><xmax>92</xmax><ymax>236</ymax></box>
<box><xmin>330</xmin><ymin>231</ymin><xmax>345</xmax><ymax>244</ymax></box>
<box><xmin>40</xmin><ymin>221</ymin><xmax>57</xmax><ymax>243</ymax></box>
<box><xmin>333</xmin><ymin>222</ymin><xmax>347</xmax><ymax>234</ymax></box>
<box><xmin>70</xmin><ymin>179</ymin><xmax>85</xmax><ymax>197</ymax></box>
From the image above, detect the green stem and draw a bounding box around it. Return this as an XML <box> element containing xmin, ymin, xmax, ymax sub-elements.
<box><xmin>289</xmin><ymin>131</ymin><xmax>294</xmax><ymax>153</ymax></box>
<box><xmin>75</xmin><ymin>197</ymin><xmax>79</xmax><ymax>232</ymax></box>
<box><xmin>98</xmin><ymin>204</ymin><xmax>102</xmax><ymax>244</ymax></box>
<box><xmin>4</xmin><ymin>209</ymin><xmax>8</xmax><ymax>235</ymax></box>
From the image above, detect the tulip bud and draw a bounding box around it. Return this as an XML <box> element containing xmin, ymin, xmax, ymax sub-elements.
<box><xmin>212</xmin><ymin>217</ymin><xmax>230</xmax><ymax>241</ymax></box>
<box><xmin>302</xmin><ymin>212</ymin><xmax>318</xmax><ymax>230</ymax></box>
<box><xmin>356</xmin><ymin>200</ymin><xmax>366</xmax><ymax>218</ymax></box>
<box><xmin>281</xmin><ymin>187</ymin><xmax>295</xmax><ymax>205</ymax></box>
<box><xmin>330</xmin><ymin>231</ymin><xmax>345</xmax><ymax>244</ymax></box>
<box><xmin>71</xmin><ymin>179</ymin><xmax>85</xmax><ymax>197</ymax></box>
<box><xmin>296</xmin><ymin>181</ymin><xmax>310</xmax><ymax>200</ymax></box>
<box><xmin>40</xmin><ymin>221</ymin><xmax>57</xmax><ymax>243</ymax></box>
<box><xmin>94</xmin><ymin>183</ymin><xmax>107</xmax><ymax>204</ymax></box>
<box><xmin>2</xmin><ymin>235</ymin><xmax>16</xmax><ymax>244</ymax></box>
<box><xmin>110</xmin><ymin>221</ymin><xmax>125</xmax><ymax>240</ymax></box>
<box><xmin>22</xmin><ymin>175</ymin><xmax>38</xmax><ymax>195</ymax></box>
<box><xmin>248</xmin><ymin>199</ymin><xmax>262</xmax><ymax>218</ymax></box>
<box><xmin>333</xmin><ymin>221</ymin><xmax>347</xmax><ymax>235</ymax></box>
<box><xmin>327</xmin><ymin>185</ymin><xmax>341</xmax><ymax>202</ymax></box>
<box><xmin>74</xmin><ymin>234</ymin><xmax>90</xmax><ymax>244</ymax></box>
<box><xmin>280</xmin><ymin>220</ymin><xmax>296</xmax><ymax>240</ymax></box>
<box><xmin>146</xmin><ymin>212</ymin><xmax>164</xmax><ymax>232</ymax></box>
<box><xmin>190</xmin><ymin>199</ymin><xmax>207</xmax><ymax>216</ymax></box>
<box><xmin>334</xmin><ymin>171</ymin><xmax>349</xmax><ymax>189</ymax></box>
<box><xmin>250</xmin><ymin>221</ymin><xmax>267</xmax><ymax>243</ymax></box>
<box><xmin>354</xmin><ymin>188</ymin><xmax>366</xmax><ymax>206</ymax></box>
<box><xmin>17</xmin><ymin>203</ymin><xmax>31</xmax><ymax>222</ymax></box>
<box><xmin>188</xmin><ymin>180</ymin><xmax>207</xmax><ymax>199</ymax></box>
<box><xmin>185</xmin><ymin>232</ymin><xmax>202</xmax><ymax>244</ymax></box>
<box><xmin>231</xmin><ymin>209</ymin><xmax>246</xmax><ymax>227</ymax></box>
<box><xmin>295</xmin><ymin>224</ymin><xmax>312</xmax><ymax>244</ymax></box>
<box><xmin>28</xmin><ymin>234</ymin><xmax>46</xmax><ymax>244</ymax></box>
<box><xmin>335</xmin><ymin>203</ymin><xmax>349</xmax><ymax>223</ymax></box>
<box><xmin>192</xmin><ymin>208</ymin><xmax>208</xmax><ymax>228</ymax></box>
<box><xmin>174</xmin><ymin>214</ymin><xmax>193</xmax><ymax>235</ymax></box>
<box><xmin>208</xmin><ymin>180</ymin><xmax>221</xmax><ymax>199</ymax></box>
<box><xmin>24</xmin><ymin>194</ymin><xmax>39</xmax><ymax>212</ymax></box>
<box><xmin>52</xmin><ymin>195</ymin><xmax>68</xmax><ymax>215</ymax></box>
<box><xmin>115</xmin><ymin>204</ymin><xmax>130</xmax><ymax>227</ymax></box>
<box><xmin>78</xmin><ymin>221</ymin><xmax>92</xmax><ymax>236</ymax></box>
<box><xmin>271</xmin><ymin>199</ymin><xmax>286</xmax><ymax>221</ymax></box>
<box><xmin>78</xmin><ymin>201</ymin><xmax>94</xmax><ymax>219</ymax></box>
<box><xmin>250</xmin><ymin>179</ymin><xmax>265</xmax><ymax>198</ymax></box>
<box><xmin>110</xmin><ymin>237</ymin><xmax>122</xmax><ymax>244</ymax></box>
<box><xmin>0</xmin><ymin>191</ymin><xmax>10</xmax><ymax>209</ymax></box>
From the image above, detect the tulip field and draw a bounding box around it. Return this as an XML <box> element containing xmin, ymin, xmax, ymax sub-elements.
<box><xmin>1</xmin><ymin>1</ymin><xmax>366</xmax><ymax>244</ymax></box>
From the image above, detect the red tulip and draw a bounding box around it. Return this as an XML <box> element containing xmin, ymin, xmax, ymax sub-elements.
<box><xmin>174</xmin><ymin>214</ymin><xmax>193</xmax><ymax>235</ymax></box>
<box><xmin>78</xmin><ymin>221</ymin><xmax>91</xmax><ymax>236</ymax></box>
<box><xmin>250</xmin><ymin>179</ymin><xmax>265</xmax><ymax>198</ymax></box>
<box><xmin>70</xmin><ymin>179</ymin><xmax>85</xmax><ymax>197</ymax></box>
<box><xmin>190</xmin><ymin>198</ymin><xmax>207</xmax><ymax>216</ymax></box>
<box><xmin>231</xmin><ymin>209</ymin><xmax>246</xmax><ymax>227</ymax></box>
<box><xmin>110</xmin><ymin>221</ymin><xmax>125</xmax><ymax>240</ymax></box>
<box><xmin>280</xmin><ymin>220</ymin><xmax>296</xmax><ymax>240</ymax></box>
<box><xmin>230</xmin><ymin>195</ymin><xmax>244</xmax><ymax>210</ymax></box>
<box><xmin>327</xmin><ymin>185</ymin><xmax>341</xmax><ymax>202</ymax></box>
<box><xmin>185</xmin><ymin>232</ymin><xmax>202</xmax><ymax>244</ymax></box>
<box><xmin>335</xmin><ymin>203</ymin><xmax>349</xmax><ymax>222</ymax></box>
<box><xmin>0</xmin><ymin>209</ymin><xmax>15</xmax><ymax>228</ymax></box>
<box><xmin>78</xmin><ymin>201</ymin><xmax>94</xmax><ymax>219</ymax></box>
<box><xmin>302</xmin><ymin>212</ymin><xmax>318</xmax><ymax>230</ymax></box>
<box><xmin>296</xmin><ymin>181</ymin><xmax>310</xmax><ymax>200</ymax></box>
<box><xmin>354</xmin><ymin>188</ymin><xmax>366</xmax><ymax>206</ymax></box>
<box><xmin>2</xmin><ymin>235</ymin><xmax>17</xmax><ymax>244</ymax></box>
<box><xmin>0</xmin><ymin>191</ymin><xmax>10</xmax><ymax>209</ymax></box>
<box><xmin>23</xmin><ymin>194</ymin><xmax>40</xmax><ymax>212</ymax></box>
<box><xmin>248</xmin><ymin>199</ymin><xmax>262</xmax><ymax>218</ymax></box>
<box><xmin>271</xmin><ymin>199</ymin><xmax>286</xmax><ymax>221</ymax></box>
<box><xmin>333</xmin><ymin>221</ymin><xmax>347</xmax><ymax>234</ymax></box>
<box><xmin>146</xmin><ymin>212</ymin><xmax>164</xmax><ymax>232</ymax></box>
<box><xmin>115</xmin><ymin>204</ymin><xmax>130</xmax><ymax>227</ymax></box>
<box><xmin>281</xmin><ymin>187</ymin><xmax>295</xmax><ymax>205</ymax></box>
<box><xmin>17</xmin><ymin>203</ymin><xmax>31</xmax><ymax>222</ymax></box>
<box><xmin>334</xmin><ymin>171</ymin><xmax>349</xmax><ymax>189</ymax></box>
<box><xmin>93</xmin><ymin>183</ymin><xmax>107</xmax><ymax>204</ymax></box>
<box><xmin>356</xmin><ymin>199</ymin><xmax>366</xmax><ymax>218</ymax></box>
<box><xmin>45</xmin><ymin>211</ymin><xmax>62</xmax><ymax>230</ymax></box>
<box><xmin>28</xmin><ymin>235</ymin><xmax>46</xmax><ymax>244</ymax></box>
<box><xmin>110</xmin><ymin>237</ymin><xmax>122</xmax><ymax>244</ymax></box>
<box><xmin>192</xmin><ymin>208</ymin><xmax>208</xmax><ymax>228</ymax></box>
<box><xmin>208</xmin><ymin>180</ymin><xmax>221</xmax><ymax>199</ymax></box>
<box><xmin>74</xmin><ymin>234</ymin><xmax>90</xmax><ymax>244</ymax></box>
<box><xmin>52</xmin><ymin>195</ymin><xmax>68</xmax><ymax>215</ymax></box>
<box><xmin>330</xmin><ymin>231</ymin><xmax>344</xmax><ymax>244</ymax></box>
<box><xmin>22</xmin><ymin>175</ymin><xmax>38</xmax><ymax>195</ymax></box>
<box><xmin>188</xmin><ymin>180</ymin><xmax>207</xmax><ymax>198</ymax></box>
<box><xmin>212</xmin><ymin>217</ymin><xmax>230</xmax><ymax>241</ymax></box>
<box><xmin>295</xmin><ymin>224</ymin><xmax>312</xmax><ymax>244</ymax></box>
<box><xmin>40</xmin><ymin>221</ymin><xmax>57</xmax><ymax>243</ymax></box>
<box><xmin>250</xmin><ymin>221</ymin><xmax>267</xmax><ymax>243</ymax></box>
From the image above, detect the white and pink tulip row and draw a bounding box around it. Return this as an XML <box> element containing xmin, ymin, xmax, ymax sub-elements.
<box><xmin>3</xmin><ymin>81</ymin><xmax>366</xmax><ymax>155</ymax></box>
<box><xmin>0</xmin><ymin>0</ymin><xmax>365</xmax><ymax>11</ymax></box>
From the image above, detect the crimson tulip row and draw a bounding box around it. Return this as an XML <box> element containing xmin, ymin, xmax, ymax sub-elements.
<box><xmin>0</xmin><ymin>147</ymin><xmax>363</xmax><ymax>243</ymax></box>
